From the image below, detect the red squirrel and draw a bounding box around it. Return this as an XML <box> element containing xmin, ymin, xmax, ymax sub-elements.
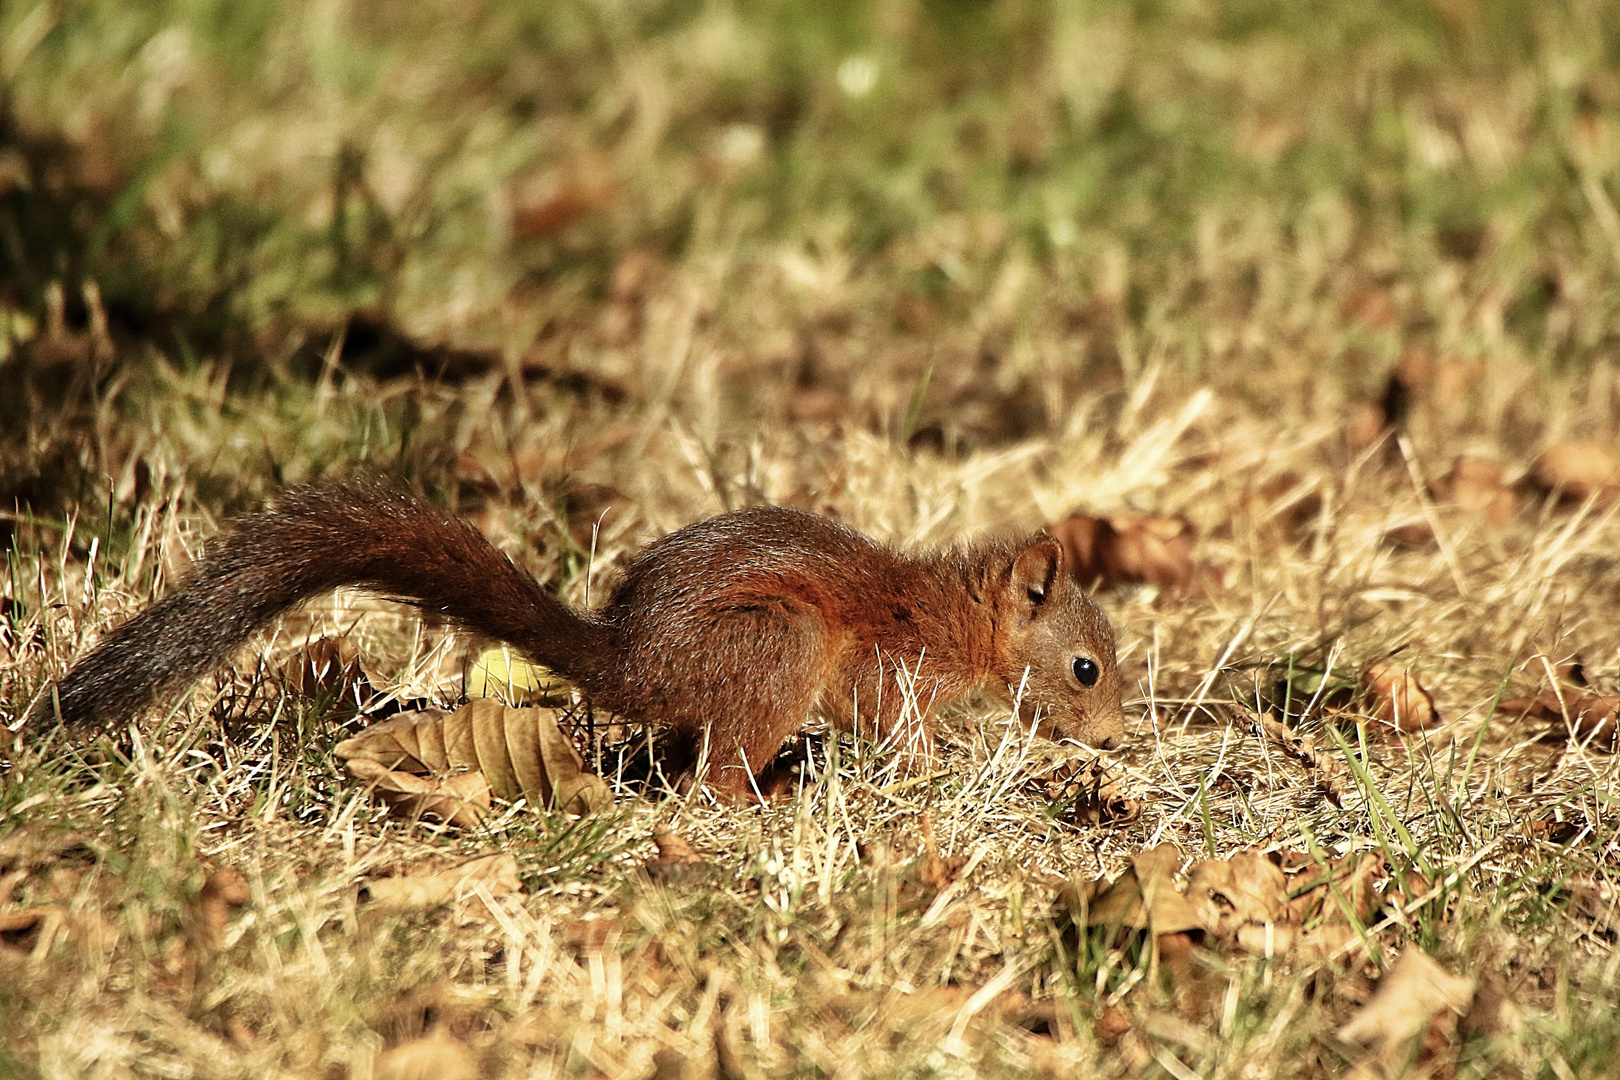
<box><xmin>26</xmin><ymin>482</ymin><xmax>1124</xmax><ymax>798</ymax></box>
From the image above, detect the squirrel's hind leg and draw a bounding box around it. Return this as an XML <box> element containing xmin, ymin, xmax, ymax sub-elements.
<box><xmin>647</xmin><ymin>600</ymin><xmax>831</xmax><ymax>803</ymax></box>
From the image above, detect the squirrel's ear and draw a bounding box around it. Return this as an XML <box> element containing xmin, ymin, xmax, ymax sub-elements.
<box><xmin>1008</xmin><ymin>534</ymin><xmax>1063</xmax><ymax>615</ymax></box>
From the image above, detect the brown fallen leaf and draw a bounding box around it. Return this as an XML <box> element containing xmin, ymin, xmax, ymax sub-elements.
<box><xmin>1284</xmin><ymin>850</ymin><xmax>1386</xmax><ymax>927</ymax></box>
<box><xmin>1253</xmin><ymin>710</ymin><xmax>1346</xmax><ymax>805</ymax></box>
<box><xmin>1526</xmin><ymin>815</ymin><xmax>1584</xmax><ymax>844</ymax></box>
<box><xmin>375</xmin><ymin>1031</ymin><xmax>481</xmax><ymax>1080</ymax></box>
<box><xmin>346</xmin><ymin>759</ymin><xmax>493</xmax><ymax>827</ymax></box>
<box><xmin>1496</xmin><ymin>692</ymin><xmax>1618</xmax><ymax>747</ymax></box>
<box><xmin>1436</xmin><ymin>455</ymin><xmax>1514</xmax><ymax>525</ymax></box>
<box><xmin>1363</xmin><ymin>661</ymin><xmax>1442</xmax><ymax>733</ymax></box>
<box><xmin>1068</xmin><ymin>844</ymin><xmax>1202</xmax><ymax>936</ymax></box>
<box><xmin>334</xmin><ymin>700</ymin><xmax>613</xmax><ymax>816</ymax></box>
<box><xmin>1029</xmin><ymin>757</ymin><xmax>1142</xmax><ymax>827</ymax></box>
<box><xmin>1555</xmin><ymin>656</ymin><xmax>1588</xmax><ymax>687</ymax></box>
<box><xmin>1534</xmin><ymin>440</ymin><xmax>1619</xmax><ymax>502</ymax></box>
<box><xmin>1381</xmin><ymin>869</ymin><xmax>1434</xmax><ymax>913</ymax></box>
<box><xmin>1185</xmin><ymin>852</ymin><xmax>1291</xmax><ymax>948</ymax></box>
<box><xmin>1338</xmin><ymin>948</ymin><xmax>1474</xmax><ymax>1057</ymax></box>
<box><xmin>1045</xmin><ymin>512</ymin><xmax>1197</xmax><ymax>596</ymax></box>
<box><xmin>1290</xmin><ymin>922</ymin><xmax>1363</xmax><ymax>965</ymax></box>
<box><xmin>360</xmin><ymin>853</ymin><xmax>521</xmax><ymax>911</ymax></box>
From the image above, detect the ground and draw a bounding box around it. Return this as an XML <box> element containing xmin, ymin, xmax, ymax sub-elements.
<box><xmin>1</xmin><ymin>1</ymin><xmax>1619</xmax><ymax>1077</ymax></box>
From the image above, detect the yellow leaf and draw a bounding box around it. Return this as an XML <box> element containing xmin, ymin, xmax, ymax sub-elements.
<box><xmin>464</xmin><ymin>645</ymin><xmax>573</xmax><ymax>705</ymax></box>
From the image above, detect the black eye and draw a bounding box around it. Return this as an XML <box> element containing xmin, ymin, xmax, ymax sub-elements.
<box><xmin>1072</xmin><ymin>657</ymin><xmax>1100</xmax><ymax>687</ymax></box>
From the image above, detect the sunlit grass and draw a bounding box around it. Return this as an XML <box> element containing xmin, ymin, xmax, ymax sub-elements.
<box><xmin>4</xmin><ymin>0</ymin><xmax>1620</xmax><ymax>1076</ymax></box>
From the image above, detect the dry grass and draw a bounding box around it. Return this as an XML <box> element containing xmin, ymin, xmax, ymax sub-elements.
<box><xmin>4</xmin><ymin>1</ymin><xmax>1620</xmax><ymax>1077</ymax></box>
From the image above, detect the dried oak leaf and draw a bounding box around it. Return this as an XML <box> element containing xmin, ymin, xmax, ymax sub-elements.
<box><xmin>1185</xmin><ymin>852</ymin><xmax>1292</xmax><ymax>951</ymax></box>
<box><xmin>1496</xmin><ymin>692</ymin><xmax>1618</xmax><ymax>747</ymax></box>
<box><xmin>1045</xmin><ymin>512</ymin><xmax>1197</xmax><ymax>597</ymax></box>
<box><xmin>1362</xmin><ymin>661</ymin><xmax>1441</xmax><ymax>733</ymax></box>
<box><xmin>1436</xmin><ymin>455</ymin><xmax>1514</xmax><ymax>525</ymax></box>
<box><xmin>1534</xmin><ymin>440</ymin><xmax>1619</xmax><ymax>502</ymax></box>
<box><xmin>346</xmin><ymin>760</ymin><xmax>493</xmax><ymax>827</ymax></box>
<box><xmin>360</xmin><ymin>853</ymin><xmax>521</xmax><ymax>911</ymax></box>
<box><xmin>335</xmin><ymin>700</ymin><xmax>613</xmax><ymax>816</ymax></box>
<box><xmin>1337</xmin><ymin>948</ymin><xmax>1474</xmax><ymax>1057</ymax></box>
<box><xmin>1381</xmin><ymin>869</ymin><xmax>1434</xmax><ymax>913</ymax></box>
<box><xmin>1291</xmin><ymin>922</ymin><xmax>1364</xmax><ymax>965</ymax></box>
<box><xmin>1284</xmin><ymin>850</ymin><xmax>1387</xmax><ymax>927</ymax></box>
<box><xmin>1525</xmin><ymin>815</ymin><xmax>1584</xmax><ymax>844</ymax></box>
<box><xmin>1029</xmin><ymin>757</ymin><xmax>1142</xmax><ymax>827</ymax></box>
<box><xmin>1066</xmin><ymin>845</ymin><xmax>1202</xmax><ymax>935</ymax></box>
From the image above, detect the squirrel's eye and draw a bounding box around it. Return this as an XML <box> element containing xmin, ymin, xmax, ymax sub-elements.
<box><xmin>1072</xmin><ymin>656</ymin><xmax>1100</xmax><ymax>687</ymax></box>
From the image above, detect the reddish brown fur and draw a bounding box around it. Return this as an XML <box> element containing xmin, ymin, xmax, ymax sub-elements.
<box><xmin>28</xmin><ymin>482</ymin><xmax>1124</xmax><ymax>799</ymax></box>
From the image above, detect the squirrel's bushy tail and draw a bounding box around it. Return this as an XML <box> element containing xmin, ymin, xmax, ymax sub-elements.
<box><xmin>28</xmin><ymin>482</ymin><xmax>609</xmax><ymax>738</ymax></box>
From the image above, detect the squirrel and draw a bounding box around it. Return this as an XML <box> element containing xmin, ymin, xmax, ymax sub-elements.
<box><xmin>24</xmin><ymin>481</ymin><xmax>1125</xmax><ymax>799</ymax></box>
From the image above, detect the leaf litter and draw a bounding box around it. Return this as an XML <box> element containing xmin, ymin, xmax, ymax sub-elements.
<box><xmin>5</xmin><ymin>8</ymin><xmax>1620</xmax><ymax>1071</ymax></box>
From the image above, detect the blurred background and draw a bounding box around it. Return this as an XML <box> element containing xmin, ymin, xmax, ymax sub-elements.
<box><xmin>2</xmin><ymin>0</ymin><xmax>1619</xmax><ymax>522</ymax></box>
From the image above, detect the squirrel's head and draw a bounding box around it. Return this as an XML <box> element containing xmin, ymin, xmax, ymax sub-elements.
<box><xmin>994</xmin><ymin>534</ymin><xmax>1125</xmax><ymax>750</ymax></box>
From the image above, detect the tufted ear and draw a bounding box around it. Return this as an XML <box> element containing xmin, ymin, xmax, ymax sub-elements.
<box><xmin>1008</xmin><ymin>534</ymin><xmax>1063</xmax><ymax>616</ymax></box>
